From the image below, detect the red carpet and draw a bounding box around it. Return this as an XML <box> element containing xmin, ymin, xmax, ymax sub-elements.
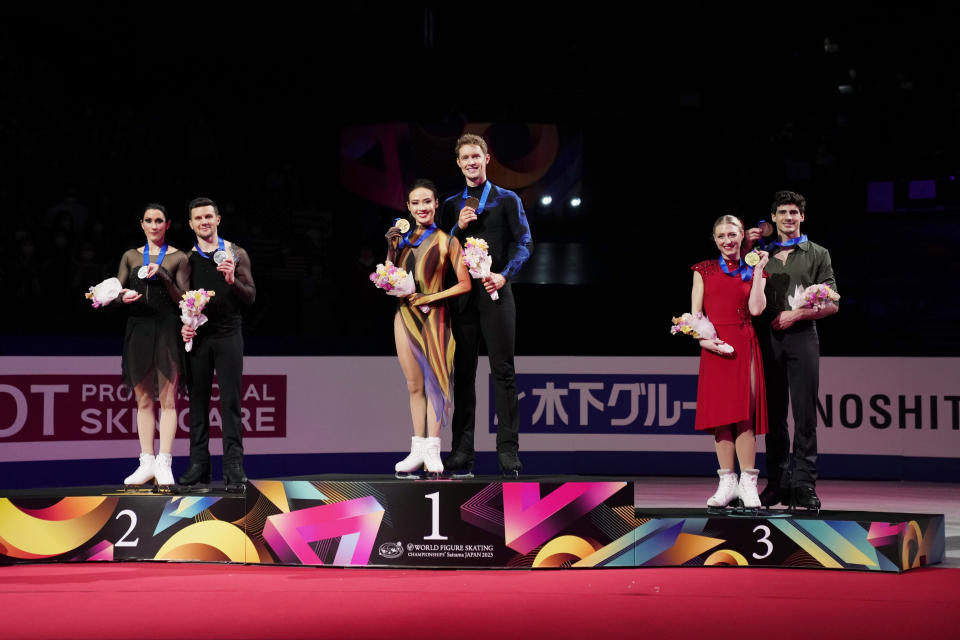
<box><xmin>2</xmin><ymin>563</ymin><xmax>958</xmax><ymax>639</ymax></box>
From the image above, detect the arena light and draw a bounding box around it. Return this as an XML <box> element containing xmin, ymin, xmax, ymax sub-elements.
<box><xmin>540</xmin><ymin>195</ymin><xmax>553</xmax><ymax>206</ymax></box>
<box><xmin>570</xmin><ymin>197</ymin><xmax>582</xmax><ymax>207</ymax></box>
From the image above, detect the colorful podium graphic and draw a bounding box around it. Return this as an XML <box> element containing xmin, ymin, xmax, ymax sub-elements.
<box><xmin>0</xmin><ymin>478</ymin><xmax>944</xmax><ymax>572</ymax></box>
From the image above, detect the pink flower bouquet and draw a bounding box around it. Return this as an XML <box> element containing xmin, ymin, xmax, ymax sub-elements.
<box><xmin>179</xmin><ymin>289</ymin><xmax>216</xmax><ymax>352</ymax></box>
<box><xmin>370</xmin><ymin>261</ymin><xmax>429</xmax><ymax>313</ymax></box>
<box><xmin>670</xmin><ymin>312</ymin><xmax>734</xmax><ymax>354</ymax></box>
<box><xmin>788</xmin><ymin>284</ymin><xmax>840</xmax><ymax>311</ymax></box>
<box><xmin>463</xmin><ymin>237</ymin><xmax>498</xmax><ymax>300</ymax></box>
<box><xmin>85</xmin><ymin>277</ymin><xmax>123</xmax><ymax>308</ymax></box>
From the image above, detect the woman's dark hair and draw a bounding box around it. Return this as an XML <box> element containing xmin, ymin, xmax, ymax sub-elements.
<box><xmin>406</xmin><ymin>178</ymin><xmax>440</xmax><ymax>203</ymax></box>
<box><xmin>142</xmin><ymin>203</ymin><xmax>168</xmax><ymax>221</ymax></box>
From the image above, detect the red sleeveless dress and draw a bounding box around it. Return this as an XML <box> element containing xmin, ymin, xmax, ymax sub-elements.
<box><xmin>692</xmin><ymin>259</ymin><xmax>768</xmax><ymax>434</ymax></box>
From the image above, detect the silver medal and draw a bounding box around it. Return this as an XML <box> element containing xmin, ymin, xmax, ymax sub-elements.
<box><xmin>213</xmin><ymin>250</ymin><xmax>229</xmax><ymax>265</ymax></box>
<box><xmin>137</xmin><ymin>266</ymin><xmax>151</xmax><ymax>279</ymax></box>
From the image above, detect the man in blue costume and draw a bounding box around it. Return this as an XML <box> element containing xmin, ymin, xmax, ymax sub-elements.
<box><xmin>439</xmin><ymin>134</ymin><xmax>533</xmax><ymax>477</ymax></box>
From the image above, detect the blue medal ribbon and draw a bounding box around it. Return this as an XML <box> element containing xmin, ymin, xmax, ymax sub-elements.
<box><xmin>760</xmin><ymin>231</ymin><xmax>808</xmax><ymax>252</ymax></box>
<box><xmin>398</xmin><ymin>224</ymin><xmax>438</xmax><ymax>249</ymax></box>
<box><xmin>718</xmin><ymin>255</ymin><xmax>753</xmax><ymax>282</ymax></box>
<box><xmin>142</xmin><ymin>243</ymin><xmax>168</xmax><ymax>280</ymax></box>
<box><xmin>460</xmin><ymin>180</ymin><xmax>492</xmax><ymax>216</ymax></box>
<box><xmin>194</xmin><ymin>236</ymin><xmax>225</xmax><ymax>259</ymax></box>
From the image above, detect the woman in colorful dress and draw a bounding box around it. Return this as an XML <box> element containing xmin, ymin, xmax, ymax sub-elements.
<box><xmin>386</xmin><ymin>179</ymin><xmax>472</xmax><ymax>477</ymax></box>
<box><xmin>115</xmin><ymin>204</ymin><xmax>189</xmax><ymax>491</ymax></box>
<box><xmin>690</xmin><ymin>215</ymin><xmax>769</xmax><ymax>509</ymax></box>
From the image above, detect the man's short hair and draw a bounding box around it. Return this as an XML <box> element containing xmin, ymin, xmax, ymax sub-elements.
<box><xmin>771</xmin><ymin>190</ymin><xmax>806</xmax><ymax>214</ymax></box>
<box><xmin>455</xmin><ymin>133</ymin><xmax>488</xmax><ymax>157</ymax></box>
<box><xmin>188</xmin><ymin>197</ymin><xmax>218</xmax><ymax>217</ymax></box>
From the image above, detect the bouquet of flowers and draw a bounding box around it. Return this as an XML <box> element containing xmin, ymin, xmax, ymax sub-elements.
<box><xmin>180</xmin><ymin>289</ymin><xmax>216</xmax><ymax>352</ymax></box>
<box><xmin>85</xmin><ymin>277</ymin><xmax>123</xmax><ymax>308</ymax></box>
<box><xmin>370</xmin><ymin>261</ymin><xmax>430</xmax><ymax>313</ymax></box>
<box><xmin>788</xmin><ymin>284</ymin><xmax>840</xmax><ymax>311</ymax></box>
<box><xmin>463</xmin><ymin>237</ymin><xmax>498</xmax><ymax>301</ymax></box>
<box><xmin>670</xmin><ymin>312</ymin><xmax>734</xmax><ymax>354</ymax></box>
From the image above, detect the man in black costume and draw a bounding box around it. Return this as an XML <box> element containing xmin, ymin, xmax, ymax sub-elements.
<box><xmin>178</xmin><ymin>197</ymin><xmax>256</xmax><ymax>492</ymax></box>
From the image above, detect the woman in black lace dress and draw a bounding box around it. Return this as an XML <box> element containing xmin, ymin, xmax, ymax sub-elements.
<box><xmin>114</xmin><ymin>204</ymin><xmax>189</xmax><ymax>490</ymax></box>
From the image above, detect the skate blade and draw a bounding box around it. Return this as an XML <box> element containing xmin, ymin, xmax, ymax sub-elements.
<box><xmin>121</xmin><ymin>485</ymin><xmax>156</xmax><ymax>494</ymax></box>
<box><xmin>177</xmin><ymin>484</ymin><xmax>212</xmax><ymax>494</ymax></box>
<box><xmin>152</xmin><ymin>484</ymin><xmax>176</xmax><ymax>495</ymax></box>
<box><xmin>395</xmin><ymin>472</ymin><xmax>421</xmax><ymax>480</ymax></box>
<box><xmin>706</xmin><ymin>506</ymin><xmax>737</xmax><ymax>515</ymax></box>
<box><xmin>445</xmin><ymin>470</ymin><xmax>475</xmax><ymax>479</ymax></box>
<box><xmin>790</xmin><ymin>507</ymin><xmax>821</xmax><ymax>516</ymax></box>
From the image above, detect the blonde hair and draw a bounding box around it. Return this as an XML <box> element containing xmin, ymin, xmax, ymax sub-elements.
<box><xmin>455</xmin><ymin>133</ymin><xmax>488</xmax><ymax>157</ymax></box>
<box><xmin>712</xmin><ymin>214</ymin><xmax>744</xmax><ymax>235</ymax></box>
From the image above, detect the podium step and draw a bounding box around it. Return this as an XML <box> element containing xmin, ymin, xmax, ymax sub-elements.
<box><xmin>0</xmin><ymin>476</ymin><xmax>944</xmax><ymax>572</ymax></box>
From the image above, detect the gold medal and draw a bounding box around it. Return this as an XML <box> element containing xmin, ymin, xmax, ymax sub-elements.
<box><xmin>744</xmin><ymin>251</ymin><xmax>760</xmax><ymax>267</ymax></box>
<box><xmin>396</xmin><ymin>219</ymin><xmax>410</xmax><ymax>234</ymax></box>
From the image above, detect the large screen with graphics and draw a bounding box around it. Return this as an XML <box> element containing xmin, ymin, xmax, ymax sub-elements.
<box><xmin>339</xmin><ymin>121</ymin><xmax>586</xmax><ymax>285</ymax></box>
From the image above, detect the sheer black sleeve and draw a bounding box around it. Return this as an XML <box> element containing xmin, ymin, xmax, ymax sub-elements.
<box><xmin>230</xmin><ymin>245</ymin><xmax>256</xmax><ymax>306</ymax></box>
<box><xmin>155</xmin><ymin>249</ymin><xmax>188</xmax><ymax>303</ymax></box>
<box><xmin>116</xmin><ymin>250</ymin><xmax>136</xmax><ymax>287</ymax></box>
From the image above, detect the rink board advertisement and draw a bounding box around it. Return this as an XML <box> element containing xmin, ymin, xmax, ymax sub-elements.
<box><xmin>0</xmin><ymin>356</ymin><xmax>958</xmax><ymax>468</ymax></box>
<box><xmin>0</xmin><ymin>374</ymin><xmax>286</xmax><ymax>443</ymax></box>
<box><xmin>0</xmin><ymin>480</ymin><xmax>943</xmax><ymax>572</ymax></box>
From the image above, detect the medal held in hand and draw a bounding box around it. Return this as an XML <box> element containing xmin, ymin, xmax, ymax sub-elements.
<box><xmin>195</xmin><ymin>237</ymin><xmax>226</xmax><ymax>263</ymax></box>
<box><xmin>744</xmin><ymin>250</ymin><xmax>761</xmax><ymax>267</ymax></box>
<box><xmin>395</xmin><ymin>218</ymin><xmax>411</xmax><ymax>234</ymax></box>
<box><xmin>756</xmin><ymin>220</ymin><xmax>775</xmax><ymax>250</ymax></box>
<box><xmin>140</xmin><ymin>243</ymin><xmax>168</xmax><ymax>280</ymax></box>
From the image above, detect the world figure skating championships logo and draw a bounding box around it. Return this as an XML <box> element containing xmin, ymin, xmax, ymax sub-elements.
<box><xmin>378</xmin><ymin>541</ymin><xmax>404</xmax><ymax>559</ymax></box>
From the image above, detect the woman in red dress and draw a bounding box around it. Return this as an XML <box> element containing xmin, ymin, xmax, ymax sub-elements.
<box><xmin>690</xmin><ymin>215</ymin><xmax>769</xmax><ymax>509</ymax></box>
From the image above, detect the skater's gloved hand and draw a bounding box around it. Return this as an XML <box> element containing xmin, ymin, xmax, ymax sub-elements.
<box><xmin>699</xmin><ymin>338</ymin><xmax>731</xmax><ymax>356</ymax></box>
<box><xmin>482</xmin><ymin>273</ymin><xmax>505</xmax><ymax>294</ymax></box>
<box><xmin>752</xmin><ymin>250</ymin><xmax>770</xmax><ymax>273</ymax></box>
<box><xmin>217</xmin><ymin>257</ymin><xmax>236</xmax><ymax>285</ymax></box>
<box><xmin>120</xmin><ymin>289</ymin><xmax>142</xmax><ymax>304</ymax></box>
<box><xmin>385</xmin><ymin>227</ymin><xmax>404</xmax><ymax>243</ymax></box>
<box><xmin>772</xmin><ymin>309</ymin><xmax>801</xmax><ymax>330</ymax></box>
<box><xmin>457</xmin><ymin>206</ymin><xmax>478</xmax><ymax>230</ymax></box>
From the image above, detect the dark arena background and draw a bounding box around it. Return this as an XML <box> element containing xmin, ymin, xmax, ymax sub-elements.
<box><xmin>1</xmin><ymin>4</ymin><xmax>959</xmax><ymax>639</ymax></box>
